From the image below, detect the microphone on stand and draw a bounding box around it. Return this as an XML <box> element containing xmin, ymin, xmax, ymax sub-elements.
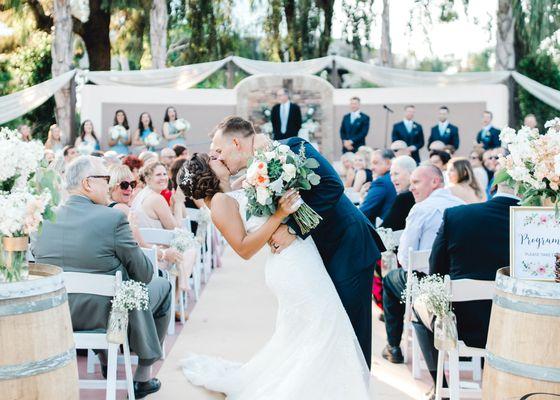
<box><xmin>383</xmin><ymin>104</ymin><xmax>394</xmax><ymax>113</ymax></box>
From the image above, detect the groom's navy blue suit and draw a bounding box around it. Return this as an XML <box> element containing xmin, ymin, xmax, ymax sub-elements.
<box><xmin>282</xmin><ymin>137</ymin><xmax>384</xmax><ymax>369</ymax></box>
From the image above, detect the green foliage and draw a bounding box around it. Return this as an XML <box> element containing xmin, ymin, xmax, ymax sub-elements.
<box><xmin>517</xmin><ymin>52</ymin><xmax>560</xmax><ymax>129</ymax></box>
<box><xmin>417</xmin><ymin>57</ymin><xmax>451</xmax><ymax>72</ymax></box>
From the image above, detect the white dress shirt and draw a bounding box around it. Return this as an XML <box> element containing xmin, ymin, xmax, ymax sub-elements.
<box><xmin>280</xmin><ymin>101</ymin><xmax>290</xmax><ymax>133</ymax></box>
<box><xmin>350</xmin><ymin>111</ymin><xmax>361</xmax><ymax>124</ymax></box>
<box><xmin>403</xmin><ymin>119</ymin><xmax>414</xmax><ymax>132</ymax></box>
<box><xmin>397</xmin><ymin>188</ymin><xmax>465</xmax><ymax>272</ymax></box>
<box><xmin>438</xmin><ymin>121</ymin><xmax>449</xmax><ymax>135</ymax></box>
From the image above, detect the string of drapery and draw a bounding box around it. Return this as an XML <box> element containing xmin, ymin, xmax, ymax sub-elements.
<box><xmin>1</xmin><ymin>55</ymin><xmax>559</xmax><ymax>125</ymax></box>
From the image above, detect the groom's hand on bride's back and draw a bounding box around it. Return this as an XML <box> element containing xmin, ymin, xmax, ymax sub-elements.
<box><xmin>269</xmin><ymin>225</ymin><xmax>296</xmax><ymax>254</ymax></box>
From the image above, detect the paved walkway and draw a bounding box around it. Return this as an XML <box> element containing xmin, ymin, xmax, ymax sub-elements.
<box><xmin>151</xmin><ymin>246</ymin><xmax>431</xmax><ymax>400</ymax></box>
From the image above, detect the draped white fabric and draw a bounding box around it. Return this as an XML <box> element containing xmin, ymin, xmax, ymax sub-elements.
<box><xmin>333</xmin><ymin>56</ymin><xmax>512</xmax><ymax>87</ymax></box>
<box><xmin>512</xmin><ymin>71</ymin><xmax>560</xmax><ymax>111</ymax></box>
<box><xmin>86</xmin><ymin>58</ymin><xmax>231</xmax><ymax>89</ymax></box>
<box><xmin>0</xmin><ymin>70</ymin><xmax>76</xmax><ymax>125</ymax></box>
<box><xmin>231</xmin><ymin>55</ymin><xmax>333</xmax><ymax>76</ymax></box>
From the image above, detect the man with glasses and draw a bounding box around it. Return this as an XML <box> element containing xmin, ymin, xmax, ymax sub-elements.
<box><xmin>32</xmin><ymin>156</ymin><xmax>171</xmax><ymax>399</ymax></box>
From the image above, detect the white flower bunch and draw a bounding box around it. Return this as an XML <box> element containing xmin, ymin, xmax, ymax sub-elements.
<box><xmin>77</xmin><ymin>141</ymin><xmax>95</xmax><ymax>155</ymax></box>
<box><xmin>407</xmin><ymin>274</ymin><xmax>451</xmax><ymax>319</ymax></box>
<box><xmin>111</xmin><ymin>280</ymin><xmax>149</xmax><ymax>312</ymax></box>
<box><xmin>174</xmin><ymin>118</ymin><xmax>190</xmax><ymax>131</ymax></box>
<box><xmin>0</xmin><ymin>127</ymin><xmax>44</xmax><ymax>188</ymax></box>
<box><xmin>110</xmin><ymin>125</ymin><xmax>127</xmax><ymax>140</ymax></box>
<box><xmin>497</xmin><ymin>117</ymin><xmax>560</xmax><ymax>204</ymax></box>
<box><xmin>144</xmin><ymin>132</ymin><xmax>160</xmax><ymax>147</ymax></box>
<box><xmin>376</xmin><ymin>227</ymin><xmax>399</xmax><ymax>252</ymax></box>
<box><xmin>170</xmin><ymin>228</ymin><xmax>198</xmax><ymax>252</ymax></box>
<box><xmin>301</xmin><ymin>119</ymin><xmax>319</xmax><ymax>134</ymax></box>
<box><xmin>0</xmin><ymin>190</ymin><xmax>51</xmax><ymax>236</ymax></box>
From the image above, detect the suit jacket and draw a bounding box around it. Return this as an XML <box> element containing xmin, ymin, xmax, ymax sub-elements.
<box><xmin>359</xmin><ymin>172</ymin><xmax>397</xmax><ymax>225</ymax></box>
<box><xmin>282</xmin><ymin>137</ymin><xmax>384</xmax><ymax>282</ymax></box>
<box><xmin>380</xmin><ymin>190</ymin><xmax>415</xmax><ymax>231</ymax></box>
<box><xmin>476</xmin><ymin>126</ymin><xmax>501</xmax><ymax>150</ymax></box>
<box><xmin>429</xmin><ymin>195</ymin><xmax>519</xmax><ymax>348</ymax></box>
<box><xmin>391</xmin><ymin>121</ymin><xmax>424</xmax><ymax>163</ymax></box>
<box><xmin>31</xmin><ymin>195</ymin><xmax>168</xmax><ymax>361</ymax></box>
<box><xmin>429</xmin><ymin>123</ymin><xmax>459</xmax><ymax>149</ymax></box>
<box><xmin>271</xmin><ymin>102</ymin><xmax>302</xmax><ymax>140</ymax></box>
<box><xmin>340</xmin><ymin>112</ymin><xmax>370</xmax><ymax>153</ymax></box>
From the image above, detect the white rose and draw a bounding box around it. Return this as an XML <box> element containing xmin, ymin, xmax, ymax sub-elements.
<box><xmin>264</xmin><ymin>151</ymin><xmax>276</xmax><ymax>161</ymax></box>
<box><xmin>246</xmin><ymin>162</ymin><xmax>259</xmax><ymax>184</ymax></box>
<box><xmin>282</xmin><ymin>163</ymin><xmax>297</xmax><ymax>182</ymax></box>
<box><xmin>277</xmin><ymin>144</ymin><xmax>291</xmax><ymax>154</ymax></box>
<box><xmin>554</xmin><ymin>154</ymin><xmax>560</xmax><ymax>176</ymax></box>
<box><xmin>256</xmin><ymin>186</ymin><xmax>270</xmax><ymax>205</ymax></box>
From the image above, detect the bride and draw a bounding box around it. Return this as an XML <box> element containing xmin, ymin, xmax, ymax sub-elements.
<box><xmin>178</xmin><ymin>153</ymin><xmax>372</xmax><ymax>399</ymax></box>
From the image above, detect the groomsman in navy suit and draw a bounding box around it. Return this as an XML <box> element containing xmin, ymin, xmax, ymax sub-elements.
<box><xmin>476</xmin><ymin>110</ymin><xmax>501</xmax><ymax>150</ymax></box>
<box><xmin>391</xmin><ymin>105</ymin><xmax>424</xmax><ymax>164</ymax></box>
<box><xmin>271</xmin><ymin>88</ymin><xmax>302</xmax><ymax>140</ymax></box>
<box><xmin>428</xmin><ymin>106</ymin><xmax>460</xmax><ymax>150</ymax></box>
<box><xmin>339</xmin><ymin>97</ymin><xmax>370</xmax><ymax>153</ymax></box>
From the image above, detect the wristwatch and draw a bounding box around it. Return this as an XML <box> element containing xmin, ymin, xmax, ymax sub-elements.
<box><xmin>287</xmin><ymin>226</ymin><xmax>296</xmax><ymax>235</ymax></box>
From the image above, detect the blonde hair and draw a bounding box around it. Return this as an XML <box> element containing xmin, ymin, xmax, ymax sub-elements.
<box><xmin>45</xmin><ymin>124</ymin><xmax>62</xmax><ymax>149</ymax></box>
<box><xmin>109</xmin><ymin>164</ymin><xmax>135</xmax><ymax>190</ymax></box>
<box><xmin>449</xmin><ymin>157</ymin><xmax>482</xmax><ymax>198</ymax></box>
<box><xmin>356</xmin><ymin>146</ymin><xmax>373</xmax><ymax>165</ymax></box>
<box><xmin>139</xmin><ymin>160</ymin><xmax>165</xmax><ymax>184</ymax></box>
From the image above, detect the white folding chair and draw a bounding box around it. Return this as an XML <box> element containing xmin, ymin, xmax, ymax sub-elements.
<box><xmin>403</xmin><ymin>247</ymin><xmax>431</xmax><ymax>378</ymax></box>
<box><xmin>435</xmin><ymin>276</ymin><xmax>494</xmax><ymax>400</ymax></box>
<box><xmin>64</xmin><ymin>271</ymin><xmax>135</xmax><ymax>400</ymax></box>
<box><xmin>138</xmin><ymin>228</ymin><xmax>184</xmax><ymax>333</ymax></box>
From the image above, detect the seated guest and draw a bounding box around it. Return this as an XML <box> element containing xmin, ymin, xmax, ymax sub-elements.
<box><xmin>476</xmin><ymin>110</ymin><xmax>501</xmax><ymax>150</ymax></box>
<box><xmin>381</xmin><ymin>155</ymin><xmax>416</xmax><ymax>231</ymax></box>
<box><xmin>31</xmin><ymin>156</ymin><xmax>171</xmax><ymax>398</ymax></box>
<box><xmin>139</xmin><ymin>151</ymin><xmax>158</xmax><ymax>165</ymax></box>
<box><xmin>173</xmin><ymin>144</ymin><xmax>189</xmax><ymax>159</ymax></box>
<box><xmin>447</xmin><ymin>157</ymin><xmax>486</xmax><ymax>203</ymax></box>
<box><xmin>469</xmin><ymin>148</ymin><xmax>488</xmax><ymax>193</ymax></box>
<box><xmin>160</xmin><ymin>148</ymin><xmax>176</xmax><ymax>170</ymax></box>
<box><xmin>429</xmin><ymin>150</ymin><xmax>451</xmax><ymax>173</ymax></box>
<box><xmin>18</xmin><ymin>124</ymin><xmax>32</xmax><ymax>142</ymax></box>
<box><xmin>523</xmin><ymin>113</ymin><xmax>538</xmax><ymax>130</ymax></box>
<box><xmin>392</xmin><ymin>105</ymin><xmax>424</xmax><ymax>163</ymax></box>
<box><xmin>428</xmin><ymin>140</ymin><xmax>445</xmax><ymax>151</ymax></box>
<box><xmin>351</xmin><ymin>152</ymin><xmax>373</xmax><ymax>192</ymax></box>
<box><xmin>428</xmin><ymin>106</ymin><xmax>460</xmax><ymax>150</ymax></box>
<box><xmin>123</xmin><ymin>154</ymin><xmax>144</xmax><ymax>183</ymax></box>
<box><xmin>359</xmin><ymin>149</ymin><xmax>396</xmax><ymax>225</ymax></box>
<box><xmin>390</xmin><ymin>140</ymin><xmax>412</xmax><ymax>157</ymax></box>
<box><xmin>340</xmin><ymin>96</ymin><xmax>370</xmax><ymax>153</ymax></box>
<box><xmin>63</xmin><ymin>145</ymin><xmax>78</xmax><ymax>165</ymax></box>
<box><xmin>381</xmin><ymin>166</ymin><xmax>464</xmax><ymax>364</ymax></box>
<box><xmin>412</xmin><ymin>181</ymin><xmax>519</xmax><ymax>398</ymax></box>
<box><xmin>108</xmin><ymin>109</ymin><xmax>132</xmax><ymax>155</ymax></box>
<box><xmin>45</xmin><ymin>124</ymin><xmax>64</xmax><ymax>153</ymax></box>
<box><xmin>340</xmin><ymin>152</ymin><xmax>356</xmax><ymax>187</ymax></box>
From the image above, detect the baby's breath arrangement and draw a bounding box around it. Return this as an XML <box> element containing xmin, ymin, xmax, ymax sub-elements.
<box><xmin>171</xmin><ymin>228</ymin><xmax>198</xmax><ymax>252</ymax></box>
<box><xmin>111</xmin><ymin>280</ymin><xmax>149</xmax><ymax>312</ymax></box>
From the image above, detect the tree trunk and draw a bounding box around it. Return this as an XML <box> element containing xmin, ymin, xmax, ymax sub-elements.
<box><xmin>150</xmin><ymin>0</ymin><xmax>168</xmax><ymax>69</ymax></box>
<box><xmin>379</xmin><ymin>0</ymin><xmax>393</xmax><ymax>66</ymax></box>
<box><xmin>51</xmin><ymin>0</ymin><xmax>74</xmax><ymax>145</ymax></box>
<box><xmin>496</xmin><ymin>0</ymin><xmax>515</xmax><ymax>70</ymax></box>
<box><xmin>318</xmin><ymin>0</ymin><xmax>334</xmax><ymax>56</ymax></box>
<box><xmin>82</xmin><ymin>0</ymin><xmax>111</xmax><ymax>71</ymax></box>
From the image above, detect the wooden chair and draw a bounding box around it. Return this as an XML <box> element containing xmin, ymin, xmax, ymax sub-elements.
<box><xmin>64</xmin><ymin>271</ymin><xmax>135</xmax><ymax>400</ymax></box>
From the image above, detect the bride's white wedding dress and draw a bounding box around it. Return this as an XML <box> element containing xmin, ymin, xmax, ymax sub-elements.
<box><xmin>181</xmin><ymin>190</ymin><xmax>371</xmax><ymax>399</ymax></box>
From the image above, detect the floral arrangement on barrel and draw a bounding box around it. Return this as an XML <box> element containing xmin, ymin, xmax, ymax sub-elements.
<box><xmin>243</xmin><ymin>141</ymin><xmax>322</xmax><ymax>235</ymax></box>
<box><xmin>495</xmin><ymin>117</ymin><xmax>560</xmax><ymax>208</ymax></box>
<box><xmin>0</xmin><ymin>127</ymin><xmax>60</xmax><ymax>282</ymax></box>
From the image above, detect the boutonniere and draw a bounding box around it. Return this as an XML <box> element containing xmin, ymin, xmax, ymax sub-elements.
<box><xmin>412</xmin><ymin>123</ymin><xmax>417</xmax><ymax>129</ymax></box>
<box><xmin>446</xmin><ymin>128</ymin><xmax>450</xmax><ymax>134</ymax></box>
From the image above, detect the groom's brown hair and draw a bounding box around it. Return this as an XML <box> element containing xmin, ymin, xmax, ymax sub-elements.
<box><xmin>212</xmin><ymin>116</ymin><xmax>256</xmax><ymax>138</ymax></box>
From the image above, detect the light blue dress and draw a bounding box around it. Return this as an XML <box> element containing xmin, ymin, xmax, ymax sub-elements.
<box><xmin>166</xmin><ymin>122</ymin><xmax>186</xmax><ymax>148</ymax></box>
<box><xmin>109</xmin><ymin>125</ymin><xmax>130</xmax><ymax>154</ymax></box>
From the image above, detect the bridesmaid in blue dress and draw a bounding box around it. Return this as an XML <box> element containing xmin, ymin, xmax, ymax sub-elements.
<box><xmin>75</xmin><ymin>120</ymin><xmax>101</xmax><ymax>155</ymax></box>
<box><xmin>132</xmin><ymin>112</ymin><xmax>160</xmax><ymax>154</ymax></box>
<box><xmin>107</xmin><ymin>109</ymin><xmax>132</xmax><ymax>155</ymax></box>
<box><xmin>162</xmin><ymin>106</ymin><xmax>187</xmax><ymax>148</ymax></box>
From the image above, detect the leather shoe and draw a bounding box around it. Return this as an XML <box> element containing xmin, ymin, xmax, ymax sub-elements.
<box><xmin>381</xmin><ymin>344</ymin><xmax>404</xmax><ymax>364</ymax></box>
<box><xmin>133</xmin><ymin>378</ymin><xmax>161</xmax><ymax>399</ymax></box>
<box><xmin>425</xmin><ymin>385</ymin><xmax>449</xmax><ymax>400</ymax></box>
<box><xmin>101</xmin><ymin>365</ymin><xmax>107</xmax><ymax>379</ymax></box>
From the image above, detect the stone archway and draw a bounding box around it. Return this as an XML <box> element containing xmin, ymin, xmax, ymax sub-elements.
<box><xmin>235</xmin><ymin>74</ymin><xmax>335</xmax><ymax>160</ymax></box>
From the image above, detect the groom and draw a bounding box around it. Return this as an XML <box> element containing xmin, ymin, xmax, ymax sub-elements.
<box><xmin>210</xmin><ymin>116</ymin><xmax>384</xmax><ymax>369</ymax></box>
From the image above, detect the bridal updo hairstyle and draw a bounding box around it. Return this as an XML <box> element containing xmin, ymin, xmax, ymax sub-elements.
<box><xmin>179</xmin><ymin>153</ymin><xmax>221</xmax><ymax>200</ymax></box>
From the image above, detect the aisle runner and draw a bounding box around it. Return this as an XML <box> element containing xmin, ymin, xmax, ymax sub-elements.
<box><xmin>152</xmin><ymin>246</ymin><xmax>427</xmax><ymax>400</ymax></box>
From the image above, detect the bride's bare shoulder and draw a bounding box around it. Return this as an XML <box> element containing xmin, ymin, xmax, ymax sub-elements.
<box><xmin>210</xmin><ymin>192</ymin><xmax>236</xmax><ymax>210</ymax></box>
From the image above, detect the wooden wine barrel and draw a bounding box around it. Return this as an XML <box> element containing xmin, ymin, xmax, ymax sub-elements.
<box><xmin>483</xmin><ymin>267</ymin><xmax>560</xmax><ymax>399</ymax></box>
<box><xmin>0</xmin><ymin>264</ymin><xmax>78</xmax><ymax>400</ymax></box>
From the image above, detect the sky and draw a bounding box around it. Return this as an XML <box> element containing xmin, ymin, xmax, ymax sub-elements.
<box><xmin>234</xmin><ymin>0</ymin><xmax>498</xmax><ymax>64</ymax></box>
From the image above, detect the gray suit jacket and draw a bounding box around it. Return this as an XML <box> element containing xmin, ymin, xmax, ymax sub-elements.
<box><xmin>32</xmin><ymin>195</ymin><xmax>170</xmax><ymax>363</ymax></box>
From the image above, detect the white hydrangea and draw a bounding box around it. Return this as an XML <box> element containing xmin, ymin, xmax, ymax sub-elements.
<box><xmin>0</xmin><ymin>190</ymin><xmax>51</xmax><ymax>236</ymax></box>
<box><xmin>0</xmin><ymin>127</ymin><xmax>44</xmax><ymax>185</ymax></box>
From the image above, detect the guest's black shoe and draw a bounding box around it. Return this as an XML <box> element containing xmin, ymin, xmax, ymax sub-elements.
<box><xmin>378</xmin><ymin>313</ymin><xmax>385</xmax><ymax>322</ymax></box>
<box><xmin>381</xmin><ymin>344</ymin><xmax>404</xmax><ymax>364</ymax></box>
<box><xmin>425</xmin><ymin>386</ymin><xmax>449</xmax><ymax>400</ymax></box>
<box><xmin>133</xmin><ymin>378</ymin><xmax>161</xmax><ymax>399</ymax></box>
<box><xmin>100</xmin><ymin>365</ymin><xmax>107</xmax><ymax>379</ymax></box>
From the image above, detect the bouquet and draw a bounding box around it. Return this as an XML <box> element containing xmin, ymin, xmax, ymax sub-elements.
<box><xmin>376</xmin><ymin>227</ymin><xmax>399</xmax><ymax>253</ymax></box>
<box><xmin>107</xmin><ymin>280</ymin><xmax>149</xmax><ymax>344</ymax></box>
<box><xmin>243</xmin><ymin>141</ymin><xmax>322</xmax><ymax>235</ymax></box>
<box><xmin>496</xmin><ymin>117</ymin><xmax>560</xmax><ymax>208</ymax></box>
<box><xmin>170</xmin><ymin>228</ymin><xmax>198</xmax><ymax>252</ymax></box>
<box><xmin>77</xmin><ymin>141</ymin><xmax>95</xmax><ymax>155</ymax></box>
<box><xmin>144</xmin><ymin>132</ymin><xmax>160</xmax><ymax>148</ymax></box>
<box><xmin>110</xmin><ymin>125</ymin><xmax>127</xmax><ymax>141</ymax></box>
<box><xmin>0</xmin><ymin>127</ymin><xmax>60</xmax><ymax>282</ymax></box>
<box><xmin>174</xmin><ymin>118</ymin><xmax>190</xmax><ymax>132</ymax></box>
